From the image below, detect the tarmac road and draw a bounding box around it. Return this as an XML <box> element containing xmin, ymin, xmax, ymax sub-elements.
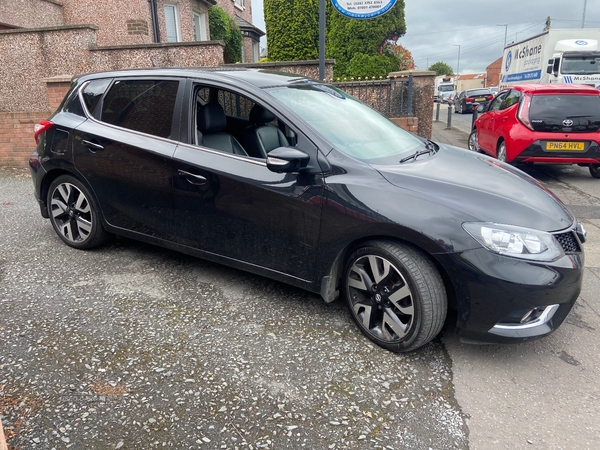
<box><xmin>1</xmin><ymin>154</ymin><xmax>599</xmax><ymax>449</ymax></box>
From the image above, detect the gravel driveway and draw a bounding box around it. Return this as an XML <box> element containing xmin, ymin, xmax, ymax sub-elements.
<box><xmin>0</xmin><ymin>168</ymin><xmax>467</xmax><ymax>449</ymax></box>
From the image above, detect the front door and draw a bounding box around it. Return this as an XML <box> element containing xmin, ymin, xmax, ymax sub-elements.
<box><xmin>172</xmin><ymin>82</ymin><xmax>323</xmax><ymax>281</ymax></box>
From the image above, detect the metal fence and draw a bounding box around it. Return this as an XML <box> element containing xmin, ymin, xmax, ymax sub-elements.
<box><xmin>332</xmin><ymin>74</ymin><xmax>413</xmax><ymax>118</ymax></box>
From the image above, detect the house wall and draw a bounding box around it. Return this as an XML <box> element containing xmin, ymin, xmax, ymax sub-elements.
<box><xmin>456</xmin><ymin>75</ymin><xmax>486</xmax><ymax>92</ymax></box>
<box><xmin>61</xmin><ymin>0</ymin><xmax>153</xmax><ymax>46</ymax></box>
<box><xmin>215</xmin><ymin>0</ymin><xmax>253</xmax><ymax>25</ymax></box>
<box><xmin>0</xmin><ymin>25</ymin><xmax>225</xmax><ymax>167</ymax></box>
<box><xmin>486</xmin><ymin>57</ymin><xmax>502</xmax><ymax>88</ymax></box>
<box><xmin>0</xmin><ymin>0</ymin><xmax>64</xmax><ymax>29</ymax></box>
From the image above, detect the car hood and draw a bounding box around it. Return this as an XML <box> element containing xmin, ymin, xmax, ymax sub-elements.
<box><xmin>372</xmin><ymin>144</ymin><xmax>574</xmax><ymax>232</ymax></box>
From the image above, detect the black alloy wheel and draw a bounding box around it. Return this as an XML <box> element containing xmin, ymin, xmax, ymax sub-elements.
<box><xmin>343</xmin><ymin>241</ymin><xmax>447</xmax><ymax>352</ymax></box>
<box><xmin>48</xmin><ymin>175</ymin><xmax>109</xmax><ymax>249</ymax></box>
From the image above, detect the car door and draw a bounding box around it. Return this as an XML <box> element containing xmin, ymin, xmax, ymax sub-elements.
<box><xmin>172</xmin><ymin>82</ymin><xmax>324</xmax><ymax>282</ymax></box>
<box><xmin>73</xmin><ymin>77</ymin><xmax>182</xmax><ymax>240</ymax></box>
<box><xmin>489</xmin><ymin>89</ymin><xmax>523</xmax><ymax>157</ymax></box>
<box><xmin>477</xmin><ymin>90</ymin><xmax>508</xmax><ymax>154</ymax></box>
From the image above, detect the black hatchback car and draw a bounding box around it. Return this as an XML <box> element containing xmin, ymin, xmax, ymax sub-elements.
<box><xmin>453</xmin><ymin>88</ymin><xmax>494</xmax><ymax>114</ymax></box>
<box><xmin>30</xmin><ymin>68</ymin><xmax>586</xmax><ymax>352</ymax></box>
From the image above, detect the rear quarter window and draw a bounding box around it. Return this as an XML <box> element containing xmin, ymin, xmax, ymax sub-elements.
<box><xmin>100</xmin><ymin>79</ymin><xmax>180</xmax><ymax>139</ymax></box>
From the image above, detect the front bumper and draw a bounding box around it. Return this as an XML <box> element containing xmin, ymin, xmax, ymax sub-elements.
<box><xmin>437</xmin><ymin>241</ymin><xmax>584</xmax><ymax>344</ymax></box>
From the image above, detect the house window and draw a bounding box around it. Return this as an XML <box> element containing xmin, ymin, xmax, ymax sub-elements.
<box><xmin>193</xmin><ymin>11</ymin><xmax>207</xmax><ymax>41</ymax></box>
<box><xmin>164</xmin><ymin>4</ymin><xmax>181</xmax><ymax>42</ymax></box>
<box><xmin>252</xmin><ymin>41</ymin><xmax>260</xmax><ymax>63</ymax></box>
<box><xmin>234</xmin><ymin>0</ymin><xmax>245</xmax><ymax>10</ymax></box>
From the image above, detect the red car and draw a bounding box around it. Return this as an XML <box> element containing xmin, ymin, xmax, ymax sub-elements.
<box><xmin>469</xmin><ymin>84</ymin><xmax>600</xmax><ymax>178</ymax></box>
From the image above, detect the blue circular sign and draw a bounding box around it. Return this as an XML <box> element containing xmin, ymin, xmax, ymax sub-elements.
<box><xmin>575</xmin><ymin>40</ymin><xmax>589</xmax><ymax>45</ymax></box>
<box><xmin>331</xmin><ymin>0</ymin><xmax>397</xmax><ymax>19</ymax></box>
<box><xmin>505</xmin><ymin>50</ymin><xmax>512</xmax><ymax>72</ymax></box>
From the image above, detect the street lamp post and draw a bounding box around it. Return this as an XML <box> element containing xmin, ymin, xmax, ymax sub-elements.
<box><xmin>497</xmin><ymin>24</ymin><xmax>508</xmax><ymax>49</ymax></box>
<box><xmin>454</xmin><ymin>44</ymin><xmax>461</xmax><ymax>76</ymax></box>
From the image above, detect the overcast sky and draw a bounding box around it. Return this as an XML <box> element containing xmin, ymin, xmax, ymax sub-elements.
<box><xmin>252</xmin><ymin>0</ymin><xmax>600</xmax><ymax>74</ymax></box>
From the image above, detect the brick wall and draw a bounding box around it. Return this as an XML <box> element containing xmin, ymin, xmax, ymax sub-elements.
<box><xmin>0</xmin><ymin>111</ymin><xmax>49</xmax><ymax>166</ymax></box>
<box><xmin>390</xmin><ymin>117</ymin><xmax>419</xmax><ymax>133</ymax></box>
<box><xmin>486</xmin><ymin>57</ymin><xmax>502</xmax><ymax>88</ymax></box>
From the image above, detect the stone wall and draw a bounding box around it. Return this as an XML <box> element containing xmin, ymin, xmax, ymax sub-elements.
<box><xmin>0</xmin><ymin>0</ymin><xmax>64</xmax><ymax>29</ymax></box>
<box><xmin>389</xmin><ymin>70</ymin><xmax>436</xmax><ymax>139</ymax></box>
<box><xmin>0</xmin><ymin>26</ymin><xmax>225</xmax><ymax>113</ymax></box>
<box><xmin>224</xmin><ymin>60</ymin><xmax>336</xmax><ymax>81</ymax></box>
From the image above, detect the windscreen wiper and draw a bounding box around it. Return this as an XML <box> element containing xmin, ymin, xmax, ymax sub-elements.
<box><xmin>399</xmin><ymin>140</ymin><xmax>438</xmax><ymax>164</ymax></box>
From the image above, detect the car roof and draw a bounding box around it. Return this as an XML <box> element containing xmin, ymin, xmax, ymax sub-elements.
<box><xmin>74</xmin><ymin>67</ymin><xmax>314</xmax><ymax>88</ymax></box>
<box><xmin>504</xmin><ymin>83</ymin><xmax>600</xmax><ymax>95</ymax></box>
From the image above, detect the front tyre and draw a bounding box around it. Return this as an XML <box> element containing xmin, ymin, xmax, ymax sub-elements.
<box><xmin>343</xmin><ymin>241</ymin><xmax>447</xmax><ymax>353</ymax></box>
<box><xmin>47</xmin><ymin>175</ymin><xmax>109</xmax><ymax>249</ymax></box>
<box><xmin>468</xmin><ymin>129</ymin><xmax>480</xmax><ymax>152</ymax></box>
<box><xmin>590</xmin><ymin>165</ymin><xmax>600</xmax><ymax>179</ymax></box>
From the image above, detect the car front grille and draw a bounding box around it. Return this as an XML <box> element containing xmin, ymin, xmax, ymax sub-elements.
<box><xmin>554</xmin><ymin>231</ymin><xmax>581</xmax><ymax>253</ymax></box>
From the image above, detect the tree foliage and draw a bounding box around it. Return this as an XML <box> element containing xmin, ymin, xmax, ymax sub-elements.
<box><xmin>209</xmin><ymin>6</ymin><xmax>242</xmax><ymax>63</ymax></box>
<box><xmin>428</xmin><ymin>61</ymin><xmax>454</xmax><ymax>76</ymax></box>
<box><xmin>264</xmin><ymin>0</ymin><xmax>407</xmax><ymax>79</ymax></box>
<box><xmin>384</xmin><ymin>42</ymin><xmax>415</xmax><ymax>70</ymax></box>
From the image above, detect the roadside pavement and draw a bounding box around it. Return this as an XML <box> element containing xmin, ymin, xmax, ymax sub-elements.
<box><xmin>431</xmin><ymin>118</ymin><xmax>469</xmax><ymax>149</ymax></box>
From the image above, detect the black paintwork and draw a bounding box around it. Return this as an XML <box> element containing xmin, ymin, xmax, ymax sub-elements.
<box><xmin>29</xmin><ymin>68</ymin><xmax>585</xmax><ymax>345</ymax></box>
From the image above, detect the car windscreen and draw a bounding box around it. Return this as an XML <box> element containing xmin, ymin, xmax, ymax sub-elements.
<box><xmin>266</xmin><ymin>83</ymin><xmax>423</xmax><ymax>163</ymax></box>
<box><xmin>529</xmin><ymin>94</ymin><xmax>600</xmax><ymax>132</ymax></box>
<box><xmin>561</xmin><ymin>55</ymin><xmax>600</xmax><ymax>75</ymax></box>
<box><xmin>438</xmin><ymin>85</ymin><xmax>454</xmax><ymax>92</ymax></box>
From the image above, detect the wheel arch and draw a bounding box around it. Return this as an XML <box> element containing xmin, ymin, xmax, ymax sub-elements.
<box><xmin>40</xmin><ymin>169</ymin><xmax>98</xmax><ymax>219</ymax></box>
<box><xmin>319</xmin><ymin>235</ymin><xmax>457</xmax><ymax>313</ymax></box>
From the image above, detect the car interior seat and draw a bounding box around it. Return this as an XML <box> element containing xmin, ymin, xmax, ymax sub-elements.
<box><xmin>243</xmin><ymin>104</ymin><xmax>289</xmax><ymax>159</ymax></box>
<box><xmin>197</xmin><ymin>103</ymin><xmax>248</xmax><ymax>156</ymax></box>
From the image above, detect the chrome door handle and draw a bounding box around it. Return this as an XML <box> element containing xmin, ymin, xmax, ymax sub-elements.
<box><xmin>82</xmin><ymin>140</ymin><xmax>104</xmax><ymax>152</ymax></box>
<box><xmin>178</xmin><ymin>170</ymin><xmax>208</xmax><ymax>186</ymax></box>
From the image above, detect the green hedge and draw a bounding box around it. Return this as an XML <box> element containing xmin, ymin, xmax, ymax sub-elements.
<box><xmin>209</xmin><ymin>6</ymin><xmax>242</xmax><ymax>63</ymax></box>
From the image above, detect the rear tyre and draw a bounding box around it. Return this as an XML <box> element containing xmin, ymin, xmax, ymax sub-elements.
<box><xmin>497</xmin><ymin>141</ymin><xmax>507</xmax><ymax>163</ymax></box>
<box><xmin>590</xmin><ymin>166</ymin><xmax>600</xmax><ymax>179</ymax></box>
<box><xmin>468</xmin><ymin>129</ymin><xmax>480</xmax><ymax>152</ymax></box>
<box><xmin>47</xmin><ymin>175</ymin><xmax>109</xmax><ymax>249</ymax></box>
<box><xmin>342</xmin><ymin>241</ymin><xmax>447</xmax><ymax>353</ymax></box>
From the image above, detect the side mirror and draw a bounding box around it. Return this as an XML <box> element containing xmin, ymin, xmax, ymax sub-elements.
<box><xmin>477</xmin><ymin>104</ymin><xmax>485</xmax><ymax>113</ymax></box>
<box><xmin>266</xmin><ymin>147</ymin><xmax>310</xmax><ymax>173</ymax></box>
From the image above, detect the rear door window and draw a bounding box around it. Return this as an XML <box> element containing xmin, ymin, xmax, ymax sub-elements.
<box><xmin>100</xmin><ymin>79</ymin><xmax>180</xmax><ymax>139</ymax></box>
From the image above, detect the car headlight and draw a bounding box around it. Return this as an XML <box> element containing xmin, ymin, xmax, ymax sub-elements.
<box><xmin>462</xmin><ymin>222</ymin><xmax>564</xmax><ymax>262</ymax></box>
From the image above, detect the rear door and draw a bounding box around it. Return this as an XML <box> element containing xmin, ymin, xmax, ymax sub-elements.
<box><xmin>73</xmin><ymin>77</ymin><xmax>182</xmax><ymax>240</ymax></box>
